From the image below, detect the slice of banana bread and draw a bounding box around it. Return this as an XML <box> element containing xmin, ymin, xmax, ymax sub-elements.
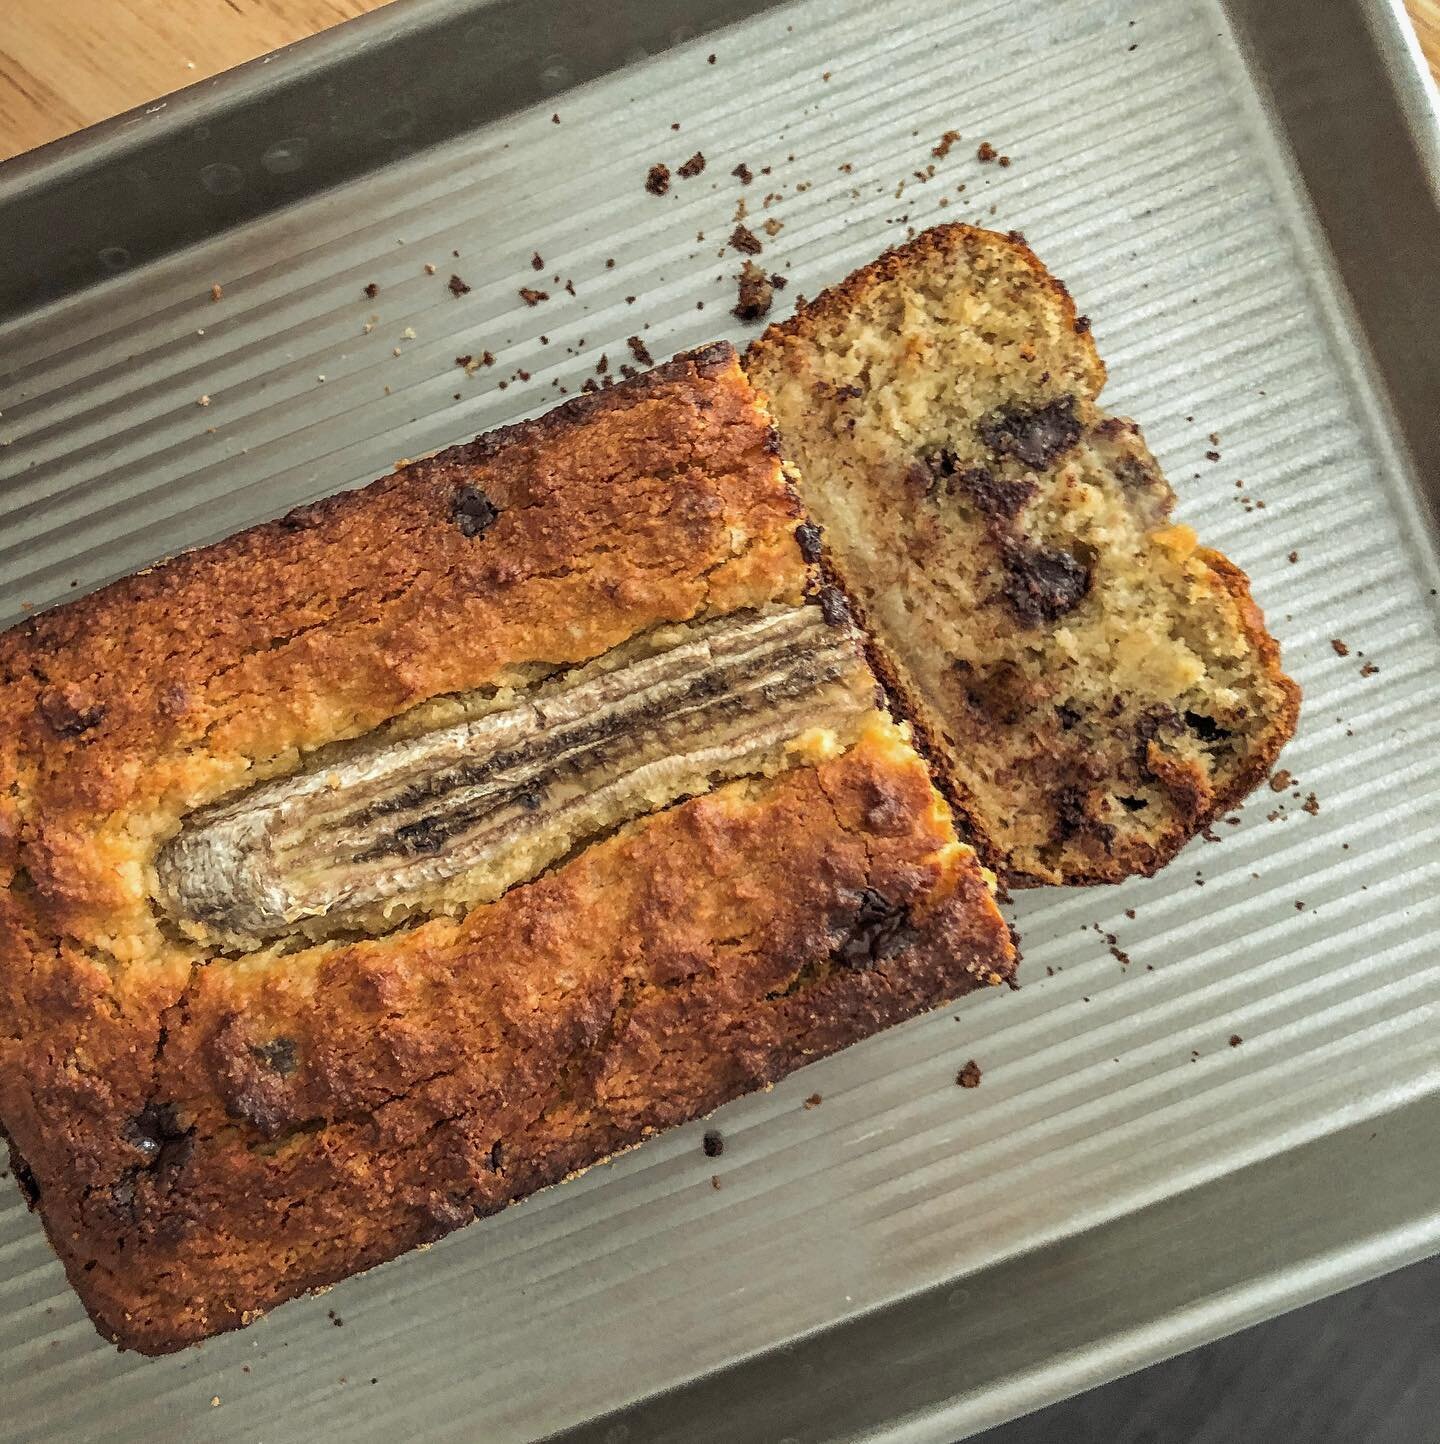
<box><xmin>0</xmin><ymin>343</ymin><xmax>1014</xmax><ymax>1353</ymax></box>
<box><xmin>747</xmin><ymin>225</ymin><xmax>1299</xmax><ymax>886</ymax></box>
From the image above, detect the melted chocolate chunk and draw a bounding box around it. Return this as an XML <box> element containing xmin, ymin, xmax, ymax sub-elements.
<box><xmin>1055</xmin><ymin>703</ymin><xmax>1082</xmax><ymax>731</ymax></box>
<box><xmin>978</xmin><ymin>396</ymin><xmax>1082</xmax><ymax>469</ymax></box>
<box><xmin>817</xmin><ymin>586</ymin><xmax>851</xmax><ymax>628</ymax></box>
<box><xmin>1052</xmin><ymin>785</ymin><xmax>1114</xmax><ymax>846</ymax></box>
<box><xmin>127</xmin><ymin>1102</ymin><xmax>193</xmax><ymax>1172</ymax></box>
<box><xmin>795</xmin><ymin>521</ymin><xmax>824</xmax><ymax>563</ymax></box>
<box><xmin>452</xmin><ymin>485</ymin><xmax>500</xmax><ymax>539</ymax></box>
<box><xmin>249</xmin><ymin>1038</ymin><xmax>299</xmax><ymax>1076</ymax></box>
<box><xmin>1134</xmin><ymin>703</ymin><xmax>1184</xmax><ymax>778</ymax></box>
<box><xmin>834</xmin><ymin>888</ymin><xmax>916</xmax><ymax>969</ymax></box>
<box><xmin>37</xmin><ymin>686</ymin><xmax>106</xmax><ymax>738</ymax></box>
<box><xmin>1000</xmin><ymin>541</ymin><xmax>1092</xmax><ymax>624</ymax></box>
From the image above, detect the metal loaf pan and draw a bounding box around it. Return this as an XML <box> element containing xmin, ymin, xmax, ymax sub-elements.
<box><xmin>1</xmin><ymin>0</ymin><xmax>1438</xmax><ymax>1438</ymax></box>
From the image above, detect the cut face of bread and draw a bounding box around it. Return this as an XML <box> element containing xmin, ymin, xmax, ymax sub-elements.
<box><xmin>748</xmin><ymin>224</ymin><xmax>1300</xmax><ymax>885</ymax></box>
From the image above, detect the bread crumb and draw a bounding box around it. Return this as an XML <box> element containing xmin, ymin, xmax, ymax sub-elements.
<box><xmin>1330</xmin><ymin>638</ymin><xmax>1349</xmax><ymax>656</ymax></box>
<box><xmin>196</xmin><ymin>394</ymin><xmax>210</xmax><ymax>407</ymax></box>
<box><xmin>732</xmin><ymin>260</ymin><xmax>774</xmax><ymax>322</ymax></box>
<box><xmin>956</xmin><ymin>1059</ymin><xmax>982</xmax><ymax>1088</ymax></box>
<box><xmin>519</xmin><ymin>288</ymin><xmax>549</xmax><ymax>306</ymax></box>
<box><xmin>645</xmin><ymin>163</ymin><xmax>671</xmax><ymax>195</ymax></box>
<box><xmin>976</xmin><ymin>141</ymin><xmax>998</xmax><ymax>162</ymax></box>
<box><xmin>1269</xmin><ymin>769</ymin><xmax>1293</xmax><ymax>792</ymax></box>
<box><xmin>678</xmin><ymin>152</ymin><xmax>706</xmax><ymax>178</ymax></box>
<box><xmin>209</xmin><ymin>283</ymin><xmax>223</xmax><ymax>302</ymax></box>
<box><xmin>932</xmin><ymin>129</ymin><xmax>961</xmax><ymax>159</ymax></box>
<box><xmin>1228</xmin><ymin>1034</ymin><xmax>1243</xmax><ymax>1047</ymax></box>
<box><xmin>729</xmin><ymin>224</ymin><xmax>763</xmax><ymax>255</ymax></box>
<box><xmin>803</xmin><ymin>1093</ymin><xmax>822</xmax><ymax>1109</ymax></box>
<box><xmin>732</xmin><ymin>162</ymin><xmax>754</xmax><ymax>184</ymax></box>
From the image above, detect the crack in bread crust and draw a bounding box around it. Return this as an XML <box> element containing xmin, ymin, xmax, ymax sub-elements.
<box><xmin>156</xmin><ymin>604</ymin><xmax>875</xmax><ymax>947</ymax></box>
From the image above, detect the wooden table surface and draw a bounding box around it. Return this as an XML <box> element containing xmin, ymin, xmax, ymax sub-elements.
<box><xmin>0</xmin><ymin>0</ymin><xmax>1438</xmax><ymax>161</ymax></box>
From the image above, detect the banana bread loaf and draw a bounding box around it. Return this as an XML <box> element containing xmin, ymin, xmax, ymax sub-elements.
<box><xmin>747</xmin><ymin>225</ymin><xmax>1300</xmax><ymax>885</ymax></box>
<box><xmin>0</xmin><ymin>343</ymin><xmax>1014</xmax><ymax>1353</ymax></box>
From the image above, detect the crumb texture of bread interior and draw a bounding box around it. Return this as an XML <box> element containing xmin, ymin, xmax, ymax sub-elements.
<box><xmin>748</xmin><ymin>224</ymin><xmax>1299</xmax><ymax>884</ymax></box>
<box><xmin>0</xmin><ymin>343</ymin><xmax>1013</xmax><ymax>1353</ymax></box>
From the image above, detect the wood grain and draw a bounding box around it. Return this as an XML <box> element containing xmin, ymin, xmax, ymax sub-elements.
<box><xmin>0</xmin><ymin>0</ymin><xmax>1437</xmax><ymax>161</ymax></box>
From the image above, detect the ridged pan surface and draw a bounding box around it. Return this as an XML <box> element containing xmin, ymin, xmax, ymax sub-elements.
<box><xmin>0</xmin><ymin>0</ymin><xmax>1437</xmax><ymax>1438</ymax></box>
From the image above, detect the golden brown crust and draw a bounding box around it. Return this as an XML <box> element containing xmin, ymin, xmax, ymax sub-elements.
<box><xmin>0</xmin><ymin>345</ymin><xmax>1014</xmax><ymax>1352</ymax></box>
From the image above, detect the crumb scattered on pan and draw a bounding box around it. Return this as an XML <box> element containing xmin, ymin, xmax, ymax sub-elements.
<box><xmin>1331</xmin><ymin>639</ymin><xmax>1349</xmax><ymax>656</ymax></box>
<box><xmin>711</xmin><ymin>1174</ymin><xmax>722</xmax><ymax>1189</ymax></box>
<box><xmin>678</xmin><ymin>151</ymin><xmax>707</xmax><ymax>178</ymax></box>
<box><xmin>707</xmin><ymin>53</ymin><xmax>717</xmax><ymax>64</ymax></box>
<box><xmin>762</xmin><ymin>217</ymin><xmax>784</xmax><ymax>237</ymax></box>
<box><xmin>363</xmin><ymin>281</ymin><xmax>379</xmax><ymax>299</ymax></box>
<box><xmin>803</xmin><ymin>1093</ymin><xmax>823</xmax><ymax>1110</ymax></box>
<box><xmin>1228</xmin><ymin>1034</ymin><xmax>1243</xmax><ymax>1047</ymax></box>
<box><xmin>626</xmin><ymin>335</ymin><xmax>655</xmax><ymax>367</ymax></box>
<box><xmin>196</xmin><ymin>394</ymin><xmax>210</xmax><ymax>407</ymax></box>
<box><xmin>732</xmin><ymin>260</ymin><xmax>774</xmax><ymax>321</ymax></box>
<box><xmin>1288</xmin><ymin>550</ymin><xmax>1299</xmax><ymax>563</ymax></box>
<box><xmin>209</xmin><ymin>283</ymin><xmax>223</xmax><ymax>302</ymax></box>
<box><xmin>448</xmin><ymin>273</ymin><xmax>471</xmax><ymax>297</ymax></box>
<box><xmin>1269</xmin><ymin>769</ymin><xmax>1293</xmax><ymax>793</ymax></box>
<box><xmin>531</xmin><ymin>251</ymin><xmax>544</xmax><ymax>270</ymax></box>
<box><xmin>519</xmin><ymin>287</ymin><xmax>549</xmax><ymax>306</ymax></box>
<box><xmin>702</xmin><ymin>1129</ymin><xmax>724</xmax><ymax>1158</ymax></box>
<box><xmin>956</xmin><ymin>1060</ymin><xmax>982</xmax><ymax>1088</ymax></box>
<box><xmin>977</xmin><ymin>141</ymin><xmax>998</xmax><ymax>162</ymax></box>
<box><xmin>932</xmin><ymin>129</ymin><xmax>961</xmax><ymax>159</ymax></box>
<box><xmin>646</xmin><ymin>163</ymin><xmax>672</xmax><ymax>195</ymax></box>
<box><xmin>732</xmin><ymin>162</ymin><xmax>754</xmax><ymax>184</ymax></box>
<box><xmin>1302</xmin><ymin>793</ymin><xmax>1320</xmax><ymax>816</ymax></box>
<box><xmin>1204</xmin><ymin>449</ymin><xmax>1221</xmax><ymax>462</ymax></box>
<box><xmin>1360</xmin><ymin>661</ymin><xmax>1379</xmax><ymax>677</ymax></box>
<box><xmin>729</xmin><ymin>223</ymin><xmax>763</xmax><ymax>255</ymax></box>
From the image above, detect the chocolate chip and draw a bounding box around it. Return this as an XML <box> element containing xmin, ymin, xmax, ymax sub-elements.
<box><xmin>249</xmin><ymin>1038</ymin><xmax>299</xmax><ymax>1076</ymax></box>
<box><xmin>37</xmin><ymin>685</ymin><xmax>106</xmax><ymax>738</ymax></box>
<box><xmin>452</xmin><ymin>484</ymin><xmax>500</xmax><ymax>539</ymax></box>
<box><xmin>999</xmin><ymin>540</ymin><xmax>1092</xmax><ymax>624</ymax></box>
<box><xmin>1052</xmin><ymin>785</ymin><xmax>1114</xmax><ymax>847</ymax></box>
<box><xmin>817</xmin><ymin>586</ymin><xmax>851</xmax><ymax>627</ymax></box>
<box><xmin>702</xmin><ymin>1130</ymin><xmax>724</xmax><ymax>1158</ymax></box>
<box><xmin>795</xmin><ymin>521</ymin><xmax>824</xmax><ymax>563</ymax></box>
<box><xmin>127</xmin><ymin>1102</ymin><xmax>193</xmax><ymax>1172</ymax></box>
<box><xmin>834</xmin><ymin>888</ymin><xmax>916</xmax><ymax>969</ymax></box>
<box><xmin>926</xmin><ymin>454</ymin><xmax>1037</xmax><ymax>519</ymax></box>
<box><xmin>979</xmin><ymin>396</ymin><xmax>1082</xmax><ymax>470</ymax></box>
